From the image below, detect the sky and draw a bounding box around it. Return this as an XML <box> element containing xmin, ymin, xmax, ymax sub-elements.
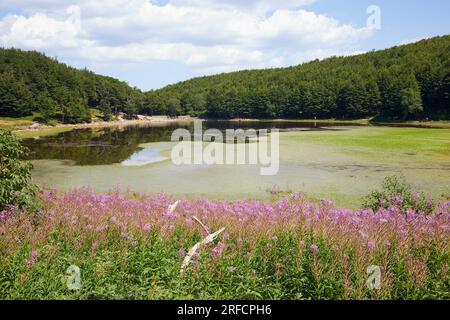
<box><xmin>0</xmin><ymin>0</ymin><xmax>448</xmax><ymax>91</ymax></box>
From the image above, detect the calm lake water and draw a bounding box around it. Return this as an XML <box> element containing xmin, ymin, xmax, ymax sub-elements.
<box><xmin>23</xmin><ymin>121</ymin><xmax>450</xmax><ymax>208</ymax></box>
<box><xmin>23</xmin><ymin>121</ymin><xmax>349</xmax><ymax>165</ymax></box>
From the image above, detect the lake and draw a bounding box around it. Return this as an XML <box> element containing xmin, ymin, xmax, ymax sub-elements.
<box><xmin>22</xmin><ymin>121</ymin><xmax>450</xmax><ymax>208</ymax></box>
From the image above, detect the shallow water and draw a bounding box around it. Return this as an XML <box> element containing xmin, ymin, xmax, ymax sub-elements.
<box><xmin>23</xmin><ymin>121</ymin><xmax>450</xmax><ymax>208</ymax></box>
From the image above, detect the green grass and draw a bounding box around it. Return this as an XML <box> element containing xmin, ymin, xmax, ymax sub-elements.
<box><xmin>0</xmin><ymin>119</ymin><xmax>34</xmax><ymax>130</ymax></box>
<box><xmin>13</xmin><ymin>127</ymin><xmax>75</xmax><ymax>139</ymax></box>
<box><xmin>229</xmin><ymin>119</ymin><xmax>450</xmax><ymax>128</ymax></box>
<box><xmin>286</xmin><ymin>127</ymin><xmax>450</xmax><ymax>161</ymax></box>
<box><xmin>279</xmin><ymin>127</ymin><xmax>450</xmax><ymax>208</ymax></box>
<box><xmin>1</xmin><ymin>226</ymin><xmax>447</xmax><ymax>300</ymax></box>
<box><xmin>371</xmin><ymin>120</ymin><xmax>450</xmax><ymax>129</ymax></box>
<box><xmin>0</xmin><ymin>113</ymin><xmax>43</xmax><ymax>130</ymax></box>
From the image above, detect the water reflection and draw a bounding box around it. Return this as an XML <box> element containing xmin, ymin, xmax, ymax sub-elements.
<box><xmin>121</xmin><ymin>148</ymin><xmax>168</xmax><ymax>166</ymax></box>
<box><xmin>22</xmin><ymin>121</ymin><xmax>356</xmax><ymax>166</ymax></box>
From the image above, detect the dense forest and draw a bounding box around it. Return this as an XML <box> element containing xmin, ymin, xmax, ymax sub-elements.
<box><xmin>152</xmin><ymin>35</ymin><xmax>449</xmax><ymax>120</ymax></box>
<box><xmin>0</xmin><ymin>35</ymin><xmax>449</xmax><ymax>123</ymax></box>
<box><xmin>0</xmin><ymin>49</ymin><xmax>143</xmax><ymax>123</ymax></box>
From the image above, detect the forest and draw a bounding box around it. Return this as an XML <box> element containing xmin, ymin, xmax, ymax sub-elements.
<box><xmin>153</xmin><ymin>35</ymin><xmax>449</xmax><ymax>120</ymax></box>
<box><xmin>0</xmin><ymin>35</ymin><xmax>449</xmax><ymax>123</ymax></box>
<box><xmin>0</xmin><ymin>49</ymin><xmax>143</xmax><ymax>123</ymax></box>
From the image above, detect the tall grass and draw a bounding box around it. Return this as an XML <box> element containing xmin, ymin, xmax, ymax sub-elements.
<box><xmin>0</xmin><ymin>188</ymin><xmax>449</xmax><ymax>300</ymax></box>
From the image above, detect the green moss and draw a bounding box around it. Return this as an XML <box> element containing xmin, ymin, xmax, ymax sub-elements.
<box><xmin>13</xmin><ymin>127</ymin><xmax>75</xmax><ymax>139</ymax></box>
<box><xmin>285</xmin><ymin>127</ymin><xmax>450</xmax><ymax>161</ymax></box>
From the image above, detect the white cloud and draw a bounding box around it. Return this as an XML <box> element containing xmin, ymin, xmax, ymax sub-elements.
<box><xmin>170</xmin><ymin>0</ymin><xmax>317</xmax><ymax>13</ymax></box>
<box><xmin>0</xmin><ymin>0</ymin><xmax>316</xmax><ymax>12</ymax></box>
<box><xmin>0</xmin><ymin>0</ymin><xmax>375</xmax><ymax>87</ymax></box>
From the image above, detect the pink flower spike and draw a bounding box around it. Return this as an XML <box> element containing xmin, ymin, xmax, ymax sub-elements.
<box><xmin>310</xmin><ymin>244</ymin><xmax>319</xmax><ymax>254</ymax></box>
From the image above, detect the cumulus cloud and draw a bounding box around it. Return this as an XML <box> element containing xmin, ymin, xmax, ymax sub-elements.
<box><xmin>170</xmin><ymin>0</ymin><xmax>317</xmax><ymax>13</ymax></box>
<box><xmin>0</xmin><ymin>0</ymin><xmax>375</xmax><ymax>87</ymax></box>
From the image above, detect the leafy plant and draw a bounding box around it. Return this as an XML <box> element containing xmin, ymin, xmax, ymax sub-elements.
<box><xmin>0</xmin><ymin>129</ymin><xmax>36</xmax><ymax>211</ymax></box>
<box><xmin>363</xmin><ymin>175</ymin><xmax>435</xmax><ymax>214</ymax></box>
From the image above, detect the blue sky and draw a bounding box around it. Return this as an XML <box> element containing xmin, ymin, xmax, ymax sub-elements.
<box><xmin>0</xmin><ymin>0</ymin><xmax>448</xmax><ymax>91</ymax></box>
<box><xmin>309</xmin><ymin>0</ymin><xmax>450</xmax><ymax>48</ymax></box>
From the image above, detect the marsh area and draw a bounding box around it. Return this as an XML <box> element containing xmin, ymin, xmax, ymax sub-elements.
<box><xmin>22</xmin><ymin>121</ymin><xmax>450</xmax><ymax>208</ymax></box>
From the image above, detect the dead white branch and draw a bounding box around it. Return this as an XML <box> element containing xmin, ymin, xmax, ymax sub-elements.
<box><xmin>167</xmin><ymin>200</ymin><xmax>180</xmax><ymax>214</ymax></box>
<box><xmin>192</xmin><ymin>216</ymin><xmax>210</xmax><ymax>235</ymax></box>
<box><xmin>180</xmin><ymin>216</ymin><xmax>225</xmax><ymax>275</ymax></box>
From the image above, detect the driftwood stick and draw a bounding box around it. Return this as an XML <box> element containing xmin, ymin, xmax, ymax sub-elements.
<box><xmin>181</xmin><ymin>215</ymin><xmax>225</xmax><ymax>274</ymax></box>
<box><xmin>192</xmin><ymin>216</ymin><xmax>210</xmax><ymax>235</ymax></box>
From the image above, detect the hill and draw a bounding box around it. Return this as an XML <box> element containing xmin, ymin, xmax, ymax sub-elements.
<box><xmin>149</xmin><ymin>35</ymin><xmax>449</xmax><ymax>120</ymax></box>
<box><xmin>0</xmin><ymin>48</ymin><xmax>143</xmax><ymax>123</ymax></box>
<box><xmin>1</xmin><ymin>36</ymin><xmax>449</xmax><ymax>123</ymax></box>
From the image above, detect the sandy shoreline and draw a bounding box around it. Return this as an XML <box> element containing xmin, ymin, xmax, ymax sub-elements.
<box><xmin>14</xmin><ymin>116</ymin><xmax>198</xmax><ymax>131</ymax></box>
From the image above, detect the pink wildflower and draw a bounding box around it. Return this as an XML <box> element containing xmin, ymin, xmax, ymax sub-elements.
<box><xmin>212</xmin><ymin>243</ymin><xmax>226</xmax><ymax>259</ymax></box>
<box><xmin>222</xmin><ymin>233</ymin><xmax>230</xmax><ymax>241</ymax></box>
<box><xmin>367</xmin><ymin>240</ymin><xmax>376</xmax><ymax>252</ymax></box>
<box><xmin>393</xmin><ymin>195</ymin><xmax>404</xmax><ymax>206</ymax></box>
<box><xmin>358</xmin><ymin>230</ymin><xmax>368</xmax><ymax>239</ymax></box>
<box><xmin>270</xmin><ymin>185</ymin><xmax>279</xmax><ymax>195</ymax></box>
<box><xmin>321</xmin><ymin>198</ymin><xmax>333</xmax><ymax>207</ymax></box>
<box><xmin>26</xmin><ymin>250</ymin><xmax>39</xmax><ymax>266</ymax></box>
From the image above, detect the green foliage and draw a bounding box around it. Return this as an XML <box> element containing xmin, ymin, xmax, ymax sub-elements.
<box><xmin>153</xmin><ymin>36</ymin><xmax>449</xmax><ymax>120</ymax></box>
<box><xmin>0</xmin><ymin>129</ymin><xmax>36</xmax><ymax>211</ymax></box>
<box><xmin>1</xmin><ymin>36</ymin><xmax>449</xmax><ymax>123</ymax></box>
<box><xmin>0</xmin><ymin>49</ymin><xmax>144</xmax><ymax>123</ymax></box>
<box><xmin>400</xmin><ymin>86</ymin><xmax>423</xmax><ymax>118</ymax></box>
<box><xmin>167</xmin><ymin>98</ymin><xmax>181</xmax><ymax>117</ymax></box>
<box><xmin>99</xmin><ymin>99</ymin><xmax>113</xmax><ymax>121</ymax></box>
<box><xmin>363</xmin><ymin>175</ymin><xmax>435</xmax><ymax>214</ymax></box>
<box><xmin>0</xmin><ymin>227</ymin><xmax>447</xmax><ymax>300</ymax></box>
<box><xmin>0</xmin><ymin>70</ymin><xmax>34</xmax><ymax>117</ymax></box>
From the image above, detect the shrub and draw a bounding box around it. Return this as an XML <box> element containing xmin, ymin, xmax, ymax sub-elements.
<box><xmin>0</xmin><ymin>129</ymin><xmax>36</xmax><ymax>211</ymax></box>
<box><xmin>363</xmin><ymin>175</ymin><xmax>435</xmax><ymax>214</ymax></box>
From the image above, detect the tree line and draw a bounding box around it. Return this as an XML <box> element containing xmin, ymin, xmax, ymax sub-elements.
<box><xmin>153</xmin><ymin>35</ymin><xmax>449</xmax><ymax>120</ymax></box>
<box><xmin>0</xmin><ymin>49</ymin><xmax>143</xmax><ymax>123</ymax></box>
<box><xmin>0</xmin><ymin>35</ymin><xmax>449</xmax><ymax>123</ymax></box>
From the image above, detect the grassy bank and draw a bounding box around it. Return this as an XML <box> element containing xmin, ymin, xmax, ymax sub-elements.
<box><xmin>224</xmin><ymin>118</ymin><xmax>450</xmax><ymax>129</ymax></box>
<box><xmin>0</xmin><ymin>116</ymin><xmax>197</xmax><ymax>139</ymax></box>
<box><xmin>284</xmin><ymin>126</ymin><xmax>450</xmax><ymax>161</ymax></box>
<box><xmin>0</xmin><ymin>117</ymin><xmax>34</xmax><ymax>130</ymax></box>
<box><xmin>0</xmin><ymin>189</ymin><xmax>449</xmax><ymax>300</ymax></box>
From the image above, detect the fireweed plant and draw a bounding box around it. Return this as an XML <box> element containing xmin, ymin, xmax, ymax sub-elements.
<box><xmin>0</xmin><ymin>187</ymin><xmax>449</xmax><ymax>300</ymax></box>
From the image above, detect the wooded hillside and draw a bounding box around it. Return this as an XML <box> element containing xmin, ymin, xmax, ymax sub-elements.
<box><xmin>1</xmin><ymin>35</ymin><xmax>448</xmax><ymax>123</ymax></box>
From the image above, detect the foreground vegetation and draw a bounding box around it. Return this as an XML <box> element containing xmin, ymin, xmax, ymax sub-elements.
<box><xmin>0</xmin><ymin>187</ymin><xmax>449</xmax><ymax>300</ymax></box>
<box><xmin>0</xmin><ymin>130</ymin><xmax>35</xmax><ymax>211</ymax></box>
